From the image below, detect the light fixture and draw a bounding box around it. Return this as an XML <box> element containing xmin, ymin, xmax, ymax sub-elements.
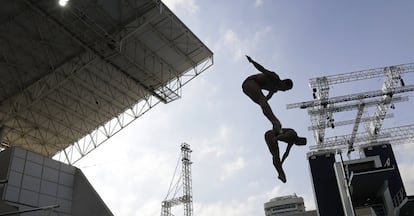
<box><xmin>58</xmin><ymin>0</ymin><xmax>69</xmax><ymax>7</ymax></box>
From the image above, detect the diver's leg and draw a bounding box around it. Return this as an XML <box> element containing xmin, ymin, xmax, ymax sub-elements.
<box><xmin>265</xmin><ymin>130</ymin><xmax>286</xmax><ymax>183</ymax></box>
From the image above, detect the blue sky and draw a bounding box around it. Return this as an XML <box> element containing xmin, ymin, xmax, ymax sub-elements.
<box><xmin>76</xmin><ymin>1</ymin><xmax>414</xmax><ymax>215</ymax></box>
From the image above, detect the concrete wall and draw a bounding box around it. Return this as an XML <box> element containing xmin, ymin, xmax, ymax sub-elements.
<box><xmin>0</xmin><ymin>147</ymin><xmax>113</xmax><ymax>216</ymax></box>
<box><xmin>1</xmin><ymin>147</ymin><xmax>74</xmax><ymax>215</ymax></box>
<box><xmin>72</xmin><ymin>169</ymin><xmax>113</xmax><ymax>216</ymax></box>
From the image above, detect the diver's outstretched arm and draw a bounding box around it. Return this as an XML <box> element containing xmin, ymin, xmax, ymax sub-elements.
<box><xmin>246</xmin><ymin>55</ymin><xmax>274</xmax><ymax>76</ymax></box>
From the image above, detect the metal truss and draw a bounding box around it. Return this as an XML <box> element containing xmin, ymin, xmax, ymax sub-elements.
<box><xmin>54</xmin><ymin>56</ymin><xmax>212</xmax><ymax>164</ymax></box>
<box><xmin>287</xmin><ymin>62</ymin><xmax>414</xmax><ymax>151</ymax></box>
<box><xmin>306</xmin><ymin>95</ymin><xmax>408</xmax><ymax>116</ymax></box>
<box><xmin>287</xmin><ymin>85</ymin><xmax>414</xmax><ymax>110</ymax></box>
<box><xmin>0</xmin><ymin>0</ymin><xmax>213</xmax><ymax>164</ymax></box>
<box><xmin>307</xmin><ymin>113</ymin><xmax>394</xmax><ymax>131</ymax></box>
<box><xmin>161</xmin><ymin>143</ymin><xmax>193</xmax><ymax>216</ymax></box>
<box><xmin>288</xmin><ymin>84</ymin><xmax>414</xmax><ymax>145</ymax></box>
<box><xmin>308</xmin><ymin>63</ymin><xmax>414</xmax><ymax>88</ymax></box>
<box><xmin>302</xmin><ymin>63</ymin><xmax>413</xmax><ymax>144</ymax></box>
<box><xmin>310</xmin><ymin>124</ymin><xmax>414</xmax><ymax>151</ymax></box>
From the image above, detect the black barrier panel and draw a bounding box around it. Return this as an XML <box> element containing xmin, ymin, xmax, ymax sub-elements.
<box><xmin>363</xmin><ymin>143</ymin><xmax>406</xmax><ymax>206</ymax></box>
<box><xmin>308</xmin><ymin>152</ymin><xmax>344</xmax><ymax>216</ymax></box>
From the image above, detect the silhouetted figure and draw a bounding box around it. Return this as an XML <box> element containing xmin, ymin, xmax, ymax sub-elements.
<box><xmin>264</xmin><ymin>128</ymin><xmax>306</xmax><ymax>183</ymax></box>
<box><xmin>242</xmin><ymin>55</ymin><xmax>293</xmax><ymax>134</ymax></box>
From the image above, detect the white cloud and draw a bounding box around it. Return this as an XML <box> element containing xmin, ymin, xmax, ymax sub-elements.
<box><xmin>77</xmin><ymin>130</ymin><xmax>183</xmax><ymax>216</ymax></box>
<box><xmin>394</xmin><ymin>144</ymin><xmax>414</xmax><ymax>195</ymax></box>
<box><xmin>264</xmin><ymin>186</ymin><xmax>284</xmax><ymax>199</ymax></box>
<box><xmin>222</xmin><ymin>30</ymin><xmax>248</xmax><ymax>61</ymax></box>
<box><xmin>195</xmin><ymin>124</ymin><xmax>234</xmax><ymax>159</ymax></box>
<box><xmin>195</xmin><ymin>200</ymin><xmax>254</xmax><ymax>216</ymax></box>
<box><xmin>194</xmin><ymin>185</ymin><xmax>287</xmax><ymax>216</ymax></box>
<box><xmin>220</xmin><ymin>157</ymin><xmax>246</xmax><ymax>181</ymax></box>
<box><xmin>134</xmin><ymin>200</ymin><xmax>163</xmax><ymax>216</ymax></box>
<box><xmin>163</xmin><ymin>0</ymin><xmax>199</xmax><ymax>14</ymax></box>
<box><xmin>215</xmin><ymin>26</ymin><xmax>273</xmax><ymax>62</ymax></box>
<box><xmin>254</xmin><ymin>0</ymin><xmax>264</xmax><ymax>7</ymax></box>
<box><xmin>398</xmin><ymin>162</ymin><xmax>414</xmax><ymax>194</ymax></box>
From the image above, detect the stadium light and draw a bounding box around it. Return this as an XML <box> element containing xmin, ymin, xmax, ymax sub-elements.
<box><xmin>58</xmin><ymin>0</ymin><xmax>69</xmax><ymax>7</ymax></box>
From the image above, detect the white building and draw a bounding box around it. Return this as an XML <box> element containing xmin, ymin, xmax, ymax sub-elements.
<box><xmin>264</xmin><ymin>194</ymin><xmax>306</xmax><ymax>216</ymax></box>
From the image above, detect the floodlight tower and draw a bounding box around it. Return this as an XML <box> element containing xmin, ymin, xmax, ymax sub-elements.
<box><xmin>287</xmin><ymin>62</ymin><xmax>414</xmax><ymax>151</ymax></box>
<box><xmin>161</xmin><ymin>143</ymin><xmax>193</xmax><ymax>216</ymax></box>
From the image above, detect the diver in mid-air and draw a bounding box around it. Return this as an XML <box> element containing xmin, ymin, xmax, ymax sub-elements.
<box><xmin>264</xmin><ymin>128</ymin><xmax>306</xmax><ymax>183</ymax></box>
<box><xmin>242</xmin><ymin>55</ymin><xmax>293</xmax><ymax>135</ymax></box>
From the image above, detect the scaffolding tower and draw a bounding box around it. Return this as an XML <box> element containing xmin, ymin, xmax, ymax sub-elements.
<box><xmin>286</xmin><ymin>62</ymin><xmax>414</xmax><ymax>216</ymax></box>
<box><xmin>161</xmin><ymin>143</ymin><xmax>193</xmax><ymax>216</ymax></box>
<box><xmin>287</xmin><ymin>62</ymin><xmax>414</xmax><ymax>151</ymax></box>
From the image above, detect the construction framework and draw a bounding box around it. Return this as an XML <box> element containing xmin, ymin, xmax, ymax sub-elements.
<box><xmin>0</xmin><ymin>0</ymin><xmax>213</xmax><ymax>164</ymax></box>
<box><xmin>161</xmin><ymin>143</ymin><xmax>193</xmax><ymax>216</ymax></box>
<box><xmin>287</xmin><ymin>62</ymin><xmax>414</xmax><ymax>216</ymax></box>
<box><xmin>287</xmin><ymin>62</ymin><xmax>414</xmax><ymax>151</ymax></box>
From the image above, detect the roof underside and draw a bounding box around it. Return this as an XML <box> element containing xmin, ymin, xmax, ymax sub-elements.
<box><xmin>0</xmin><ymin>0</ymin><xmax>213</xmax><ymax>161</ymax></box>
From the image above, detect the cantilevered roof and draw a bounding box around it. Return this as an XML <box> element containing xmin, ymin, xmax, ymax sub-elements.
<box><xmin>0</xmin><ymin>0</ymin><xmax>213</xmax><ymax>163</ymax></box>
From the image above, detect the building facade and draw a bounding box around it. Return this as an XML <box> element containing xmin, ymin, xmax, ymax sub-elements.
<box><xmin>264</xmin><ymin>194</ymin><xmax>306</xmax><ymax>216</ymax></box>
<box><xmin>0</xmin><ymin>147</ymin><xmax>113</xmax><ymax>216</ymax></box>
<box><xmin>308</xmin><ymin>143</ymin><xmax>414</xmax><ymax>216</ymax></box>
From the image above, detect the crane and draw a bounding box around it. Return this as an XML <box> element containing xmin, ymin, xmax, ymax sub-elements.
<box><xmin>161</xmin><ymin>143</ymin><xmax>193</xmax><ymax>216</ymax></box>
<box><xmin>287</xmin><ymin>62</ymin><xmax>414</xmax><ymax>152</ymax></box>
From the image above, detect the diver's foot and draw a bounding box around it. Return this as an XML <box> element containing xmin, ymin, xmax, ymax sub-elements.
<box><xmin>277</xmin><ymin>167</ymin><xmax>287</xmax><ymax>183</ymax></box>
<box><xmin>295</xmin><ymin>137</ymin><xmax>307</xmax><ymax>146</ymax></box>
<box><xmin>278</xmin><ymin>174</ymin><xmax>286</xmax><ymax>183</ymax></box>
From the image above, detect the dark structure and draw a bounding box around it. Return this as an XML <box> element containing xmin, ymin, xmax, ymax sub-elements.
<box><xmin>308</xmin><ymin>143</ymin><xmax>413</xmax><ymax>216</ymax></box>
<box><xmin>0</xmin><ymin>0</ymin><xmax>213</xmax><ymax>215</ymax></box>
<box><xmin>286</xmin><ymin>63</ymin><xmax>414</xmax><ymax>216</ymax></box>
<box><xmin>0</xmin><ymin>0</ymin><xmax>213</xmax><ymax>164</ymax></box>
<box><xmin>0</xmin><ymin>147</ymin><xmax>113</xmax><ymax>215</ymax></box>
<box><xmin>308</xmin><ymin>150</ymin><xmax>344</xmax><ymax>216</ymax></box>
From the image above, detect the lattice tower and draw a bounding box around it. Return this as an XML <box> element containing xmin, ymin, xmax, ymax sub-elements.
<box><xmin>161</xmin><ymin>143</ymin><xmax>193</xmax><ymax>216</ymax></box>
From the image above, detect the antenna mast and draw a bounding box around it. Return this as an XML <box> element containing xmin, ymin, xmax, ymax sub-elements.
<box><xmin>161</xmin><ymin>143</ymin><xmax>193</xmax><ymax>216</ymax></box>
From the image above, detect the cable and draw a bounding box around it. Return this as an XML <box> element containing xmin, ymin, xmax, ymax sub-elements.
<box><xmin>164</xmin><ymin>153</ymin><xmax>182</xmax><ymax>200</ymax></box>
